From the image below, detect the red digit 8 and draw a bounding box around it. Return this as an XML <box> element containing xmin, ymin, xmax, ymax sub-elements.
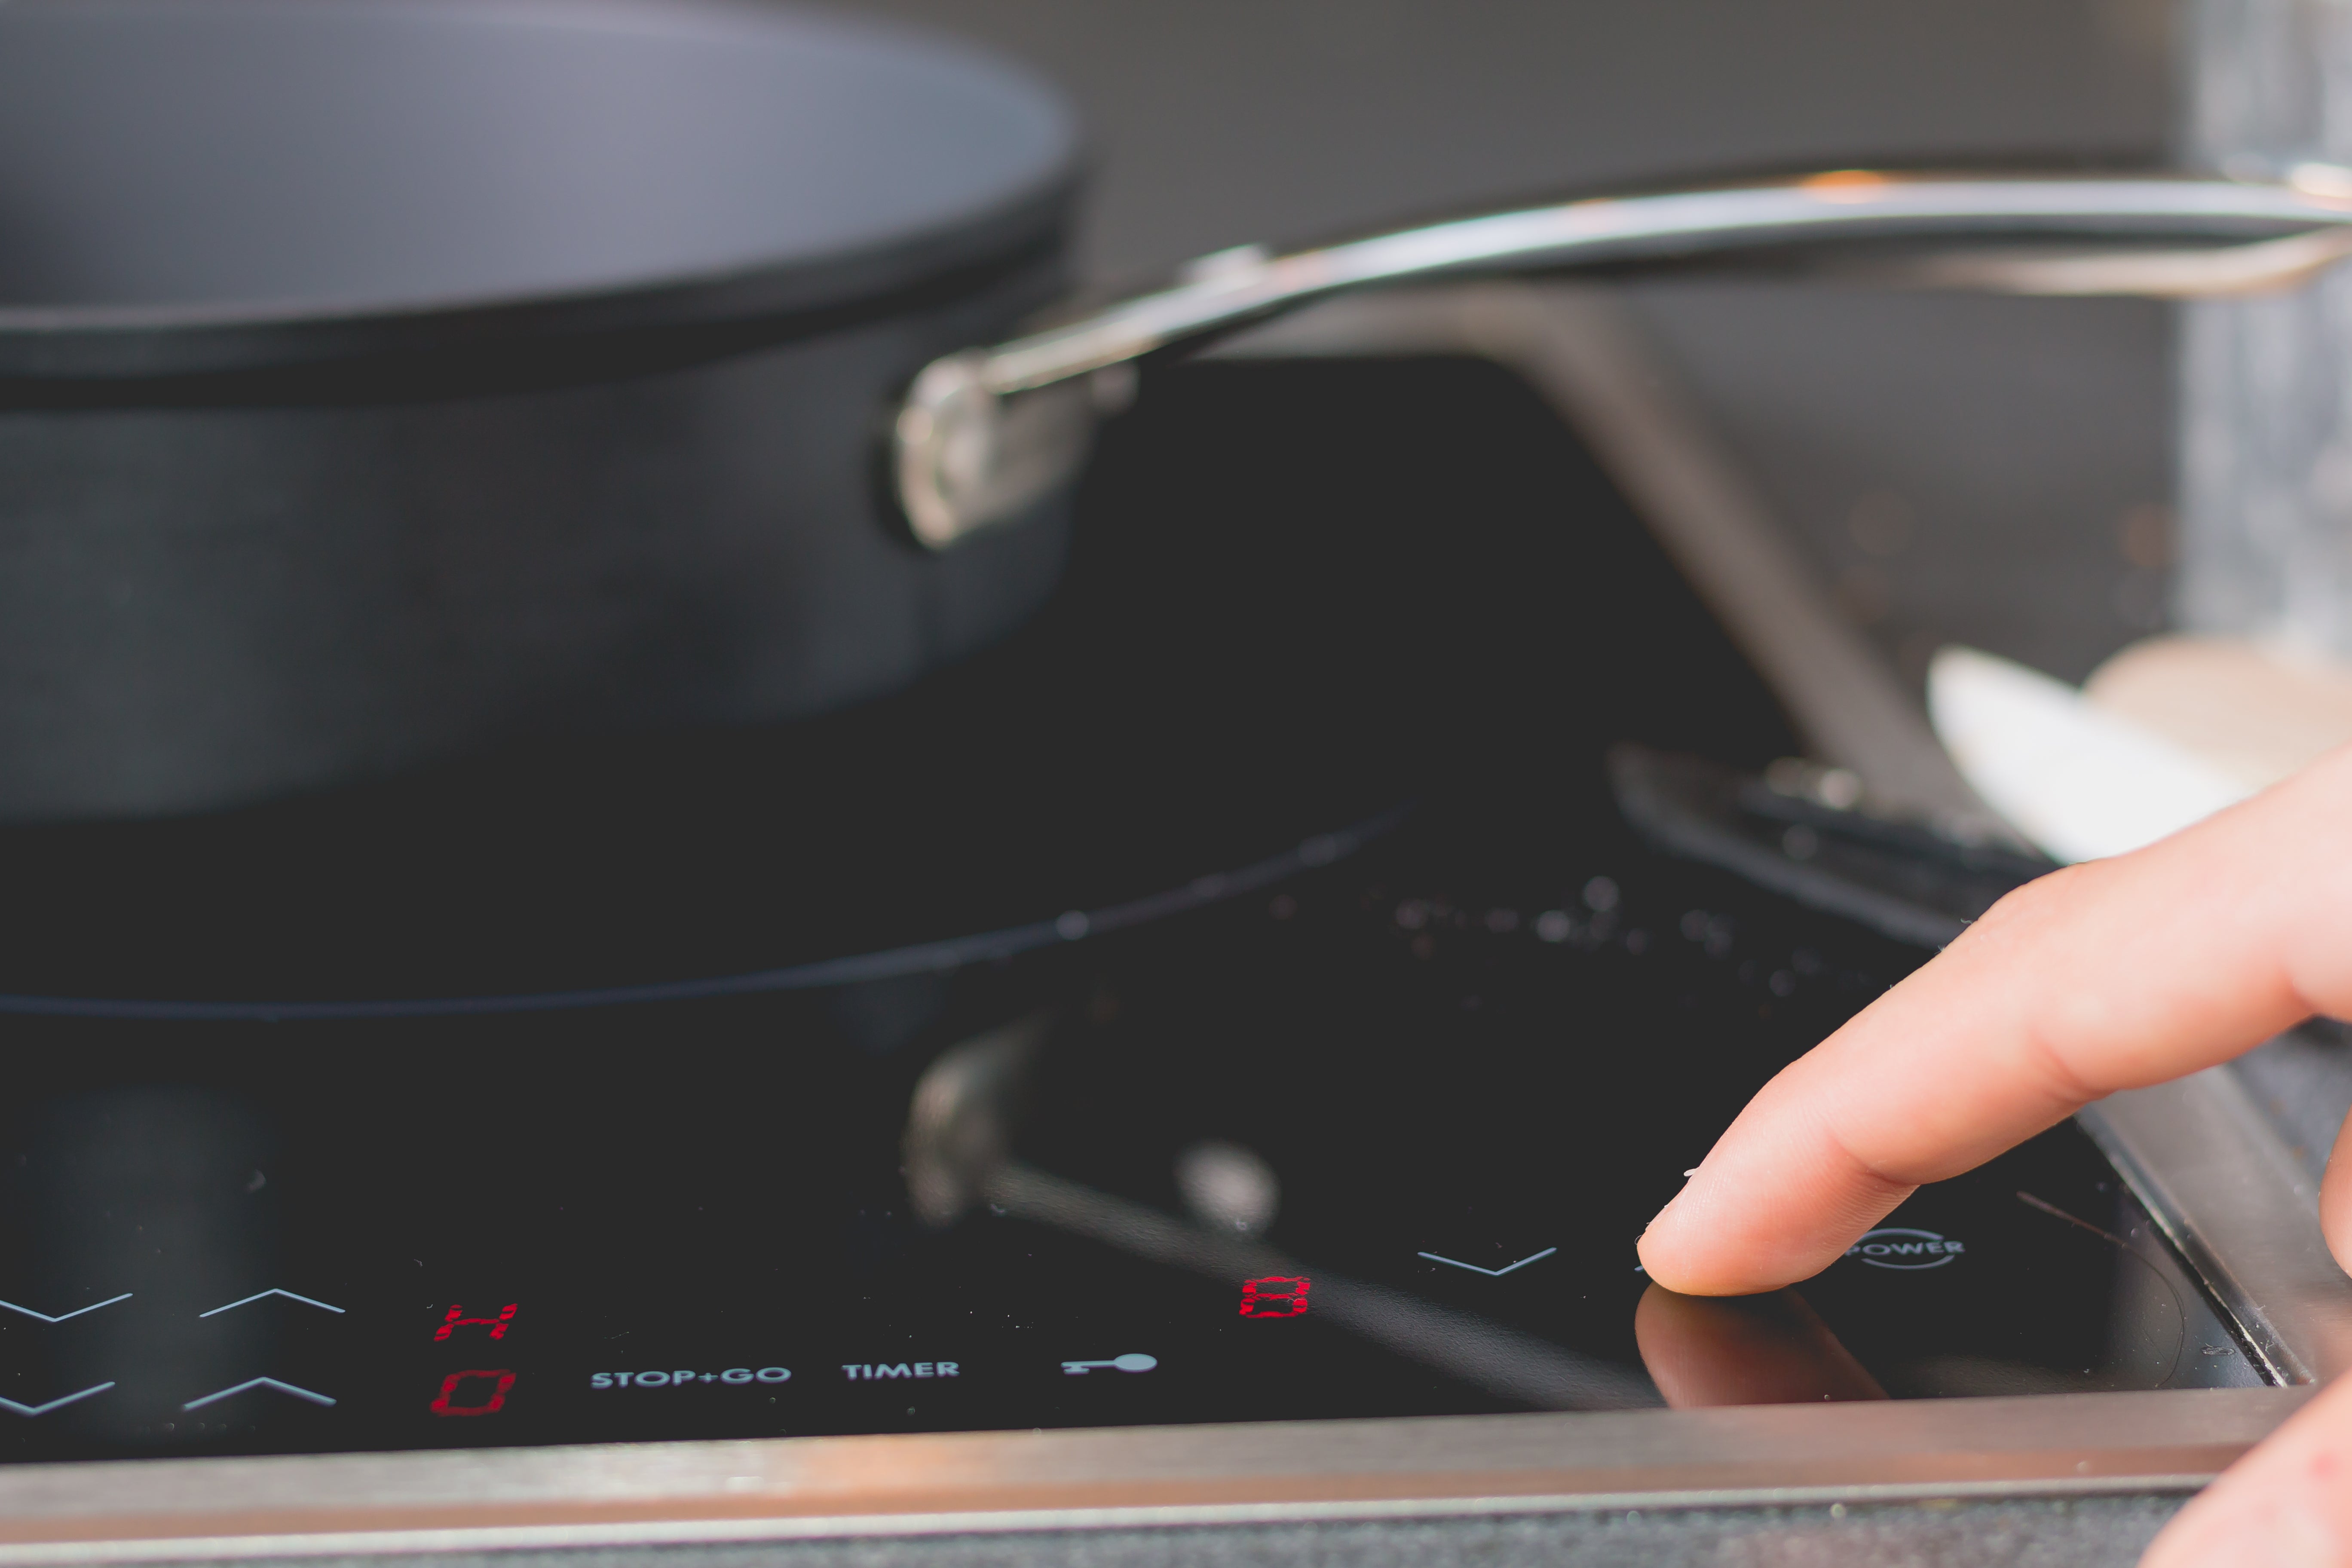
<box><xmin>1239</xmin><ymin>1276</ymin><xmax>1311</xmax><ymax>1317</ymax></box>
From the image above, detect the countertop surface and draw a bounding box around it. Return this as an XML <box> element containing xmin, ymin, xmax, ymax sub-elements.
<box><xmin>221</xmin><ymin>1498</ymin><xmax>2192</xmax><ymax>1568</ymax></box>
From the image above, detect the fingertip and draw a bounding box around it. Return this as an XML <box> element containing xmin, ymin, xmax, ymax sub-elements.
<box><xmin>1639</xmin><ymin>1148</ymin><xmax>1920</xmax><ymax>1296</ymax></box>
<box><xmin>1638</xmin><ymin>1180</ymin><xmax>1775</xmax><ymax>1296</ymax></box>
<box><xmin>1635</xmin><ymin>1182</ymin><xmax>1706</xmax><ymax>1290</ymax></box>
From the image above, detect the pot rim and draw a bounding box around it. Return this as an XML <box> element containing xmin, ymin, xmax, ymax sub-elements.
<box><xmin>0</xmin><ymin>0</ymin><xmax>1084</xmax><ymax>380</ymax></box>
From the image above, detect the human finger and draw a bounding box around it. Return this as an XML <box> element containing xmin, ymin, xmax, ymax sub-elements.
<box><xmin>1640</xmin><ymin>743</ymin><xmax>2352</xmax><ymax>1296</ymax></box>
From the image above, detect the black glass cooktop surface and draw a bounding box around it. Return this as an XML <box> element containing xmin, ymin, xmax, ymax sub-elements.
<box><xmin>0</xmin><ymin>359</ymin><xmax>2261</xmax><ymax>1463</ymax></box>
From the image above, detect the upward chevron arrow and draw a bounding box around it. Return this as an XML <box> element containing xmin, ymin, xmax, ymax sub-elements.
<box><xmin>181</xmin><ymin>1377</ymin><xmax>335</xmax><ymax>1412</ymax></box>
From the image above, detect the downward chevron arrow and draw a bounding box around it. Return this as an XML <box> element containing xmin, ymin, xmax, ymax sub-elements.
<box><xmin>1417</xmin><ymin>1246</ymin><xmax>1559</xmax><ymax>1277</ymax></box>
<box><xmin>0</xmin><ymin>1293</ymin><xmax>131</xmax><ymax>1324</ymax></box>
<box><xmin>0</xmin><ymin>1382</ymin><xmax>113</xmax><ymax>1417</ymax></box>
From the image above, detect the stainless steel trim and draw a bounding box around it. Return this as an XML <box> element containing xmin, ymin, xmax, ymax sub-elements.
<box><xmin>0</xmin><ymin>1390</ymin><xmax>2302</xmax><ymax>1562</ymax></box>
<box><xmin>896</xmin><ymin>170</ymin><xmax>2352</xmax><ymax>546</ymax></box>
<box><xmin>1217</xmin><ymin>281</ymin><xmax>2005</xmax><ymax>828</ymax></box>
<box><xmin>2229</xmin><ymin>1022</ymin><xmax>2352</xmax><ymax>1189</ymax></box>
<box><xmin>2082</xmin><ymin>1071</ymin><xmax>2352</xmax><ymax>1384</ymax></box>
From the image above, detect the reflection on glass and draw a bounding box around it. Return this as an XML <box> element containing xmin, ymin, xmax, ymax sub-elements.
<box><xmin>1634</xmin><ymin>1286</ymin><xmax>1885</xmax><ymax>1407</ymax></box>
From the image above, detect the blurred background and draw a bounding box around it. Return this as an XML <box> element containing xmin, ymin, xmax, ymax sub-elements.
<box><xmin>836</xmin><ymin>0</ymin><xmax>2179</xmax><ymax>691</ymax></box>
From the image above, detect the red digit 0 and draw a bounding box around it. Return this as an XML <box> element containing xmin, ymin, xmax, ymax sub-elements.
<box><xmin>1239</xmin><ymin>1276</ymin><xmax>1311</xmax><ymax>1318</ymax></box>
<box><xmin>430</xmin><ymin>1369</ymin><xmax>517</xmax><ymax>1416</ymax></box>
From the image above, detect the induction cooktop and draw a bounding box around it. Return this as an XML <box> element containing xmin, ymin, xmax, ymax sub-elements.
<box><xmin>0</xmin><ymin>778</ymin><xmax>2259</xmax><ymax>1460</ymax></box>
<box><xmin>0</xmin><ymin>353</ymin><xmax>2317</xmax><ymax>1555</ymax></box>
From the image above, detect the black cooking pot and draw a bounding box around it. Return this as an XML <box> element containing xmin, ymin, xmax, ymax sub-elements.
<box><xmin>6</xmin><ymin>0</ymin><xmax>2347</xmax><ymax>821</ymax></box>
<box><xmin>0</xmin><ymin>0</ymin><xmax>1078</xmax><ymax>818</ymax></box>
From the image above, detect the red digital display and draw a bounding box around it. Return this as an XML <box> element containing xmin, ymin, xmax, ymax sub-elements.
<box><xmin>435</xmin><ymin>1303</ymin><xmax>518</xmax><ymax>1341</ymax></box>
<box><xmin>429</xmin><ymin>1369</ymin><xmax>517</xmax><ymax>1417</ymax></box>
<box><xmin>1239</xmin><ymin>1276</ymin><xmax>1310</xmax><ymax>1317</ymax></box>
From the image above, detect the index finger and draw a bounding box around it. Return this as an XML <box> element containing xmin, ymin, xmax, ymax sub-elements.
<box><xmin>1636</xmin><ymin>742</ymin><xmax>2352</xmax><ymax>1297</ymax></box>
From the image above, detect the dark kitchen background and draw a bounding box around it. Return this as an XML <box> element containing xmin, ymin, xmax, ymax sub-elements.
<box><xmin>834</xmin><ymin>0</ymin><xmax>2177</xmax><ymax>690</ymax></box>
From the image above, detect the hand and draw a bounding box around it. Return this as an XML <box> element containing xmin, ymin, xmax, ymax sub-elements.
<box><xmin>1636</xmin><ymin>741</ymin><xmax>2352</xmax><ymax>1566</ymax></box>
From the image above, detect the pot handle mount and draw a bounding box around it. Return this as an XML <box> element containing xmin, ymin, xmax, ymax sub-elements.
<box><xmin>892</xmin><ymin>166</ymin><xmax>2352</xmax><ymax>549</ymax></box>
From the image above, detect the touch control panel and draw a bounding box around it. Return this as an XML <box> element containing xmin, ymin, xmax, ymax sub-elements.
<box><xmin>0</xmin><ymin>801</ymin><xmax>2263</xmax><ymax>1466</ymax></box>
